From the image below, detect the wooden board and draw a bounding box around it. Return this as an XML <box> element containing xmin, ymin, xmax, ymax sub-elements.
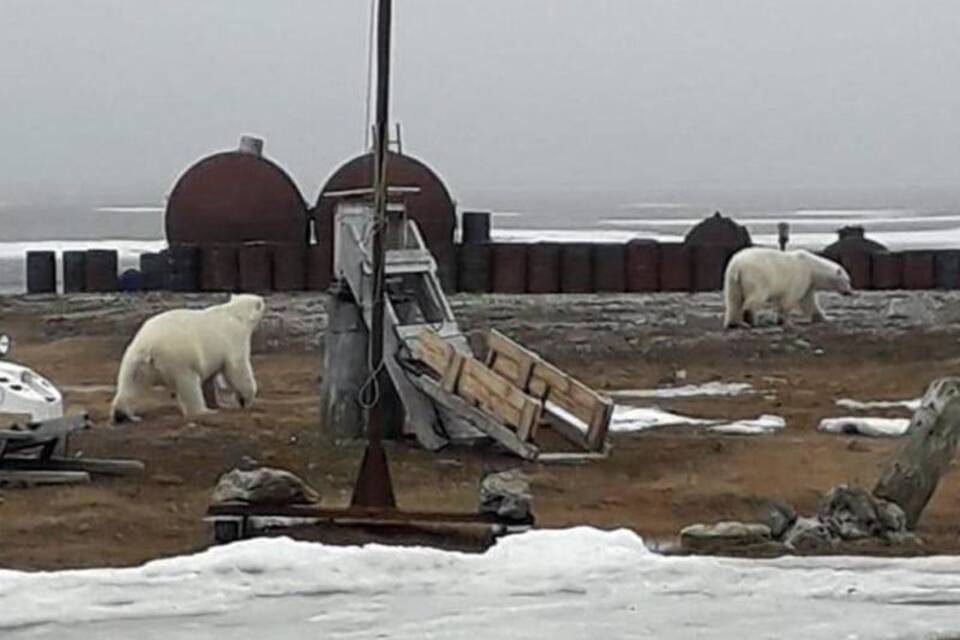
<box><xmin>458</xmin><ymin>358</ymin><xmax>541</xmax><ymax>435</ymax></box>
<box><xmin>414</xmin><ymin>330</ymin><xmax>455</xmax><ymax>376</ymax></box>
<box><xmin>487</xmin><ymin>328</ymin><xmax>612</xmax><ymax>451</ymax></box>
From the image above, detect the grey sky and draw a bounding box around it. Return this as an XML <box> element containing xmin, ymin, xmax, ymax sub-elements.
<box><xmin>1</xmin><ymin>0</ymin><xmax>959</xmax><ymax>205</ymax></box>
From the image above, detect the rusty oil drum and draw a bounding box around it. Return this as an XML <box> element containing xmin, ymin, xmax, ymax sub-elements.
<box><xmin>85</xmin><ymin>249</ymin><xmax>119</xmax><ymax>292</ymax></box>
<box><xmin>560</xmin><ymin>243</ymin><xmax>592</xmax><ymax>293</ymax></box>
<box><xmin>658</xmin><ymin>243</ymin><xmax>692</xmax><ymax>292</ymax></box>
<box><xmin>491</xmin><ymin>243</ymin><xmax>528</xmax><ymax>293</ymax></box>
<box><xmin>625</xmin><ymin>240</ymin><xmax>659</xmax><ymax>292</ymax></box>
<box><xmin>592</xmin><ymin>243</ymin><xmax>626</xmax><ymax>292</ymax></box>
<box><xmin>26</xmin><ymin>251</ymin><xmax>56</xmax><ymax>294</ymax></box>
<box><xmin>526</xmin><ymin>243</ymin><xmax>561</xmax><ymax>294</ymax></box>
<box><xmin>238</xmin><ymin>242</ymin><xmax>272</xmax><ymax>292</ymax></box>
<box><xmin>457</xmin><ymin>243</ymin><xmax>491</xmax><ymax>293</ymax></box>
<box><xmin>199</xmin><ymin>245</ymin><xmax>238</xmax><ymax>292</ymax></box>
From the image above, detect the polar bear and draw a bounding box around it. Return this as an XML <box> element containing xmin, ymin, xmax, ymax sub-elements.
<box><xmin>110</xmin><ymin>294</ymin><xmax>265</xmax><ymax>423</ymax></box>
<box><xmin>723</xmin><ymin>247</ymin><xmax>853</xmax><ymax>329</ymax></box>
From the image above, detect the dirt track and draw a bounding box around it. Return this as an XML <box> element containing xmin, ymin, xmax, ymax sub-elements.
<box><xmin>1</xmin><ymin>291</ymin><xmax>960</xmax><ymax>570</ymax></box>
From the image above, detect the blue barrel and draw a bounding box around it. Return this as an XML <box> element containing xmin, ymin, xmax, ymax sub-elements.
<box><xmin>119</xmin><ymin>268</ymin><xmax>142</xmax><ymax>292</ymax></box>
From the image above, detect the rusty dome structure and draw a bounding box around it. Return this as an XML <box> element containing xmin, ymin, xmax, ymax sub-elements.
<box><xmin>314</xmin><ymin>150</ymin><xmax>457</xmax><ymax>285</ymax></box>
<box><xmin>823</xmin><ymin>225</ymin><xmax>888</xmax><ymax>259</ymax></box>
<box><xmin>165</xmin><ymin>137</ymin><xmax>309</xmax><ymax>246</ymax></box>
<box><xmin>684</xmin><ymin>211</ymin><xmax>752</xmax><ymax>250</ymax></box>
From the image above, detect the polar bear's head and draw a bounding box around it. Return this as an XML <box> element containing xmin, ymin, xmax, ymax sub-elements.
<box><xmin>804</xmin><ymin>252</ymin><xmax>854</xmax><ymax>296</ymax></box>
<box><xmin>226</xmin><ymin>294</ymin><xmax>266</xmax><ymax>327</ymax></box>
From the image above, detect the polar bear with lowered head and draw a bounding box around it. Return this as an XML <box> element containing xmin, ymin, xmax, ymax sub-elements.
<box><xmin>110</xmin><ymin>294</ymin><xmax>265</xmax><ymax>423</ymax></box>
<box><xmin>723</xmin><ymin>247</ymin><xmax>853</xmax><ymax>328</ymax></box>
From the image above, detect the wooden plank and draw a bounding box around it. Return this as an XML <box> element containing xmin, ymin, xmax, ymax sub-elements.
<box><xmin>414</xmin><ymin>329</ymin><xmax>454</xmax><ymax>375</ymax></box>
<box><xmin>0</xmin><ymin>457</ymin><xmax>145</xmax><ymax>476</ymax></box>
<box><xmin>517</xmin><ymin>398</ymin><xmax>540</xmax><ymax>442</ymax></box>
<box><xmin>458</xmin><ymin>358</ymin><xmax>543</xmax><ymax>431</ymax></box>
<box><xmin>486</xmin><ymin>330</ymin><xmax>537</xmax><ymax>389</ymax></box>
<box><xmin>409</xmin><ymin>375</ymin><xmax>540</xmax><ymax>460</ymax></box>
<box><xmin>0</xmin><ymin>470</ymin><xmax>91</xmax><ymax>486</ymax></box>
<box><xmin>441</xmin><ymin>352</ymin><xmax>465</xmax><ymax>393</ymax></box>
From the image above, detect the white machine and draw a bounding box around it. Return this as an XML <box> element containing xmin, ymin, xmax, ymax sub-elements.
<box><xmin>0</xmin><ymin>334</ymin><xmax>65</xmax><ymax>423</ymax></box>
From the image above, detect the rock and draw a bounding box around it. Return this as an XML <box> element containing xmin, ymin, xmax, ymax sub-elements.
<box><xmin>679</xmin><ymin>521</ymin><xmax>772</xmax><ymax>553</ymax></box>
<box><xmin>818</xmin><ymin>485</ymin><xmax>883</xmax><ymax>540</ymax></box>
<box><xmin>783</xmin><ymin>516</ymin><xmax>835</xmax><ymax>553</ymax></box>
<box><xmin>479</xmin><ymin>469</ymin><xmax>532</xmax><ymax>522</ymax></box>
<box><xmin>211</xmin><ymin>467</ymin><xmax>321</xmax><ymax>506</ymax></box>
<box><xmin>239</xmin><ymin>455</ymin><xmax>260</xmax><ymax>470</ymax></box>
<box><xmin>152</xmin><ymin>473</ymin><xmax>185</xmax><ymax>486</ymax></box>
<box><xmin>876</xmin><ymin>499</ymin><xmax>907</xmax><ymax>534</ymax></box>
<box><xmin>761</xmin><ymin>500</ymin><xmax>798</xmax><ymax>539</ymax></box>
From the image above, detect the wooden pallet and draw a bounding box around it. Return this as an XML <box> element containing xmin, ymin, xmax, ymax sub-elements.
<box><xmin>414</xmin><ymin>328</ymin><xmax>613</xmax><ymax>455</ymax></box>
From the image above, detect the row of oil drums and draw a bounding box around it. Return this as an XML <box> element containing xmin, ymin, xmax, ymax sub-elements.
<box><xmin>25</xmin><ymin>243</ymin><xmax>960</xmax><ymax>295</ymax></box>
<box><xmin>830</xmin><ymin>248</ymin><xmax>960</xmax><ymax>290</ymax></box>
<box><xmin>24</xmin><ymin>243</ymin><xmax>334</xmax><ymax>294</ymax></box>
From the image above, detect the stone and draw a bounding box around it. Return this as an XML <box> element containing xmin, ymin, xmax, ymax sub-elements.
<box><xmin>818</xmin><ymin>485</ymin><xmax>883</xmax><ymax>540</ymax></box>
<box><xmin>479</xmin><ymin>469</ymin><xmax>532</xmax><ymax>522</ymax></box>
<box><xmin>783</xmin><ymin>517</ymin><xmax>835</xmax><ymax>553</ymax></box>
<box><xmin>876</xmin><ymin>499</ymin><xmax>907</xmax><ymax>534</ymax></box>
<box><xmin>211</xmin><ymin>467</ymin><xmax>321</xmax><ymax>506</ymax></box>
<box><xmin>679</xmin><ymin>521</ymin><xmax>772</xmax><ymax>553</ymax></box>
<box><xmin>761</xmin><ymin>500</ymin><xmax>798</xmax><ymax>539</ymax></box>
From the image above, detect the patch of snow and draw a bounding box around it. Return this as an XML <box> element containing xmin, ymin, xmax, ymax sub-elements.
<box><xmin>708</xmin><ymin>414</ymin><xmax>786</xmax><ymax>435</ymax></box>
<box><xmin>836</xmin><ymin>398</ymin><xmax>921</xmax><ymax>411</ymax></box>
<box><xmin>818</xmin><ymin>417</ymin><xmax>911</xmax><ymax>438</ymax></box>
<box><xmin>608</xmin><ymin>382</ymin><xmax>754</xmax><ymax>400</ymax></box>
<box><xmin>611</xmin><ymin>406</ymin><xmax>784</xmax><ymax>436</ymax></box>
<box><xmin>3</xmin><ymin>528</ymin><xmax>960</xmax><ymax>639</ymax></box>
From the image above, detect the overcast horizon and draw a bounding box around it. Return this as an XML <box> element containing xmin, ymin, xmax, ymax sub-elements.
<box><xmin>2</xmin><ymin>1</ymin><xmax>960</xmax><ymax>208</ymax></box>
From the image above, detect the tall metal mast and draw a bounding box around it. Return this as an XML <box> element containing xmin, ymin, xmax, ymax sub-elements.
<box><xmin>352</xmin><ymin>0</ymin><xmax>396</xmax><ymax>508</ymax></box>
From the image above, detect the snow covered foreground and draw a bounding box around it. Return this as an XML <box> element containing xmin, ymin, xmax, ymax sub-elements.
<box><xmin>3</xmin><ymin>529</ymin><xmax>960</xmax><ymax>640</ymax></box>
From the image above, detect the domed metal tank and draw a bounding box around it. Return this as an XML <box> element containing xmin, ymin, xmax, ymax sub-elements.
<box><xmin>314</xmin><ymin>150</ymin><xmax>457</xmax><ymax>288</ymax></box>
<box><xmin>165</xmin><ymin>137</ymin><xmax>309</xmax><ymax>245</ymax></box>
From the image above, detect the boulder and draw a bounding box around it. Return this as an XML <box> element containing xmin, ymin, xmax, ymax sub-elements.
<box><xmin>211</xmin><ymin>467</ymin><xmax>321</xmax><ymax>506</ymax></box>
<box><xmin>761</xmin><ymin>499</ymin><xmax>798</xmax><ymax>539</ymax></box>
<box><xmin>679</xmin><ymin>521</ymin><xmax>772</xmax><ymax>553</ymax></box>
<box><xmin>480</xmin><ymin>469</ymin><xmax>533</xmax><ymax>522</ymax></box>
<box><xmin>818</xmin><ymin>485</ymin><xmax>884</xmax><ymax>540</ymax></box>
<box><xmin>782</xmin><ymin>517</ymin><xmax>835</xmax><ymax>553</ymax></box>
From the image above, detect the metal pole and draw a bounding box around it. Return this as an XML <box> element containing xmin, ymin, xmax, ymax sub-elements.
<box><xmin>352</xmin><ymin>0</ymin><xmax>396</xmax><ymax>509</ymax></box>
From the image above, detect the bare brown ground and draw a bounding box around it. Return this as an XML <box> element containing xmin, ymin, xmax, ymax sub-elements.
<box><xmin>1</xmin><ymin>293</ymin><xmax>959</xmax><ymax>570</ymax></box>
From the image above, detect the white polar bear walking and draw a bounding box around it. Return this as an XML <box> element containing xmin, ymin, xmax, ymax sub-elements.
<box><xmin>110</xmin><ymin>294</ymin><xmax>265</xmax><ymax>423</ymax></box>
<box><xmin>723</xmin><ymin>247</ymin><xmax>854</xmax><ymax>329</ymax></box>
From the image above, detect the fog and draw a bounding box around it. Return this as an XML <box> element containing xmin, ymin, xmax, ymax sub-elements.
<box><xmin>1</xmin><ymin>0</ymin><xmax>959</xmax><ymax>207</ymax></box>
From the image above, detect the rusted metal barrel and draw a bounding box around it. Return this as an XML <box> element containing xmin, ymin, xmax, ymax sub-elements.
<box><xmin>527</xmin><ymin>242</ymin><xmax>561</xmax><ymax>294</ymax></box>
<box><xmin>62</xmin><ymin>250</ymin><xmax>87</xmax><ymax>293</ymax></box>
<box><xmin>237</xmin><ymin>242</ymin><xmax>272</xmax><ymax>292</ymax></box>
<box><xmin>433</xmin><ymin>244</ymin><xmax>457</xmax><ymax>293</ymax></box>
<box><xmin>167</xmin><ymin>245</ymin><xmax>200</xmax><ymax>292</ymax></box>
<box><xmin>625</xmin><ymin>239</ymin><xmax>660</xmax><ymax>292</ymax></box>
<box><xmin>119</xmin><ymin>268</ymin><xmax>141</xmax><ymax>292</ymax></box>
<box><xmin>457</xmin><ymin>243</ymin><xmax>491</xmax><ymax>293</ymax></box>
<box><xmin>272</xmin><ymin>243</ymin><xmax>306</xmax><ymax>291</ymax></box>
<box><xmin>935</xmin><ymin>251</ymin><xmax>960</xmax><ymax>290</ymax></box>
<box><xmin>139</xmin><ymin>252</ymin><xmax>169</xmax><ymax>291</ymax></box>
<box><xmin>199</xmin><ymin>245</ymin><xmax>238</xmax><ymax>292</ymax></box>
<box><xmin>592</xmin><ymin>243</ymin><xmax>626</xmax><ymax>292</ymax></box>
<box><xmin>491</xmin><ymin>243</ymin><xmax>528</xmax><ymax>293</ymax></box>
<box><xmin>902</xmin><ymin>250</ymin><xmax>935</xmax><ymax>289</ymax></box>
<box><xmin>307</xmin><ymin>243</ymin><xmax>332</xmax><ymax>291</ymax></box>
<box><xmin>837</xmin><ymin>249</ymin><xmax>871</xmax><ymax>290</ymax></box>
<box><xmin>692</xmin><ymin>245</ymin><xmax>730</xmax><ymax>292</ymax></box>
<box><xmin>560</xmin><ymin>243</ymin><xmax>592</xmax><ymax>293</ymax></box>
<box><xmin>659</xmin><ymin>243</ymin><xmax>692</xmax><ymax>292</ymax></box>
<box><xmin>871</xmin><ymin>252</ymin><xmax>902</xmax><ymax>290</ymax></box>
<box><xmin>85</xmin><ymin>249</ymin><xmax>118</xmax><ymax>292</ymax></box>
<box><xmin>26</xmin><ymin>251</ymin><xmax>56</xmax><ymax>294</ymax></box>
<box><xmin>461</xmin><ymin>211</ymin><xmax>491</xmax><ymax>245</ymax></box>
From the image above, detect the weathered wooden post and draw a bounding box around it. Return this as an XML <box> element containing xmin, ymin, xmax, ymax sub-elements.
<box><xmin>319</xmin><ymin>282</ymin><xmax>369</xmax><ymax>441</ymax></box>
<box><xmin>873</xmin><ymin>377</ymin><xmax>960</xmax><ymax>528</ymax></box>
